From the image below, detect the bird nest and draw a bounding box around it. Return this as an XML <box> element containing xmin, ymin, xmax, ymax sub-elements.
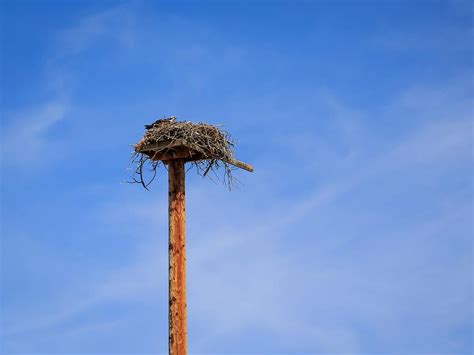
<box><xmin>130</xmin><ymin>119</ymin><xmax>238</xmax><ymax>190</ymax></box>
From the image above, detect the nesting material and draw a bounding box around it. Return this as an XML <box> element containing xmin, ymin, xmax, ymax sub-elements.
<box><xmin>130</xmin><ymin>119</ymin><xmax>252</xmax><ymax>190</ymax></box>
<box><xmin>135</xmin><ymin>120</ymin><xmax>234</xmax><ymax>162</ymax></box>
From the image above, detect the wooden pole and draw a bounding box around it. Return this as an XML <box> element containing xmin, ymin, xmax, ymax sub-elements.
<box><xmin>168</xmin><ymin>159</ymin><xmax>187</xmax><ymax>355</ymax></box>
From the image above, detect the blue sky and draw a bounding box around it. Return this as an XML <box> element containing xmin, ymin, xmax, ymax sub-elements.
<box><xmin>0</xmin><ymin>0</ymin><xmax>472</xmax><ymax>353</ymax></box>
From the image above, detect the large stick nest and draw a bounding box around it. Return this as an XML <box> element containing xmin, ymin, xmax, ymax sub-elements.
<box><xmin>129</xmin><ymin>119</ymin><xmax>238</xmax><ymax>190</ymax></box>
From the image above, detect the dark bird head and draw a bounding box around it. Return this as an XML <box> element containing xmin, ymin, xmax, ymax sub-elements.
<box><xmin>145</xmin><ymin>116</ymin><xmax>177</xmax><ymax>130</ymax></box>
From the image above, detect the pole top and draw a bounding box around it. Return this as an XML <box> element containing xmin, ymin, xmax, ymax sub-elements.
<box><xmin>130</xmin><ymin>118</ymin><xmax>253</xmax><ymax>189</ymax></box>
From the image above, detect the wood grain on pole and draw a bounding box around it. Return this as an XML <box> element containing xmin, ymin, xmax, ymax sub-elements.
<box><xmin>168</xmin><ymin>159</ymin><xmax>187</xmax><ymax>355</ymax></box>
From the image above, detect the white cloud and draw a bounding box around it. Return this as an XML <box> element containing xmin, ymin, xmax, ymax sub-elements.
<box><xmin>374</xmin><ymin>25</ymin><xmax>473</xmax><ymax>52</ymax></box>
<box><xmin>1</xmin><ymin>98</ymin><xmax>69</xmax><ymax>166</ymax></box>
<box><xmin>58</xmin><ymin>3</ymin><xmax>139</xmax><ymax>57</ymax></box>
<box><xmin>1</xmin><ymin>3</ymin><xmax>472</xmax><ymax>351</ymax></box>
<box><xmin>5</xmin><ymin>104</ymin><xmax>471</xmax><ymax>351</ymax></box>
<box><xmin>0</xmin><ymin>4</ymin><xmax>140</xmax><ymax>170</ymax></box>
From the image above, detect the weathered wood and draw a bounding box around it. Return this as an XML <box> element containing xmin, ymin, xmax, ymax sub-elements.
<box><xmin>152</xmin><ymin>149</ymin><xmax>194</xmax><ymax>161</ymax></box>
<box><xmin>168</xmin><ymin>159</ymin><xmax>187</xmax><ymax>355</ymax></box>
<box><xmin>138</xmin><ymin>139</ymin><xmax>187</xmax><ymax>153</ymax></box>
<box><xmin>224</xmin><ymin>158</ymin><xmax>254</xmax><ymax>172</ymax></box>
<box><xmin>138</xmin><ymin>140</ymin><xmax>253</xmax><ymax>172</ymax></box>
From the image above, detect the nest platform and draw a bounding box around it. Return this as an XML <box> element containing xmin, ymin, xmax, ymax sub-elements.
<box><xmin>130</xmin><ymin>118</ymin><xmax>253</xmax><ymax>190</ymax></box>
<box><xmin>134</xmin><ymin>120</ymin><xmax>253</xmax><ymax>171</ymax></box>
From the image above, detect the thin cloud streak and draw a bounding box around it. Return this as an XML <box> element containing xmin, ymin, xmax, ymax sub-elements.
<box><xmin>1</xmin><ymin>2</ymin><xmax>472</xmax><ymax>352</ymax></box>
<box><xmin>1</xmin><ymin>98</ymin><xmax>70</xmax><ymax>166</ymax></box>
<box><xmin>4</xmin><ymin>102</ymin><xmax>471</xmax><ymax>351</ymax></box>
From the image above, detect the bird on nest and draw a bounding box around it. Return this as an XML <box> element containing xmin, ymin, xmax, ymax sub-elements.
<box><xmin>145</xmin><ymin>116</ymin><xmax>176</xmax><ymax>130</ymax></box>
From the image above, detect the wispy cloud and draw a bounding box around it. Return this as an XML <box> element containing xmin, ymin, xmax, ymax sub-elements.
<box><xmin>1</xmin><ymin>3</ymin><xmax>141</xmax><ymax>170</ymax></box>
<box><xmin>1</xmin><ymin>97</ymin><xmax>70</xmax><ymax>167</ymax></box>
<box><xmin>4</xmin><ymin>78</ymin><xmax>471</xmax><ymax>352</ymax></box>
<box><xmin>374</xmin><ymin>25</ymin><xmax>473</xmax><ymax>52</ymax></box>
<box><xmin>57</xmin><ymin>3</ymin><xmax>139</xmax><ymax>57</ymax></box>
<box><xmin>1</xmin><ymin>1</ymin><xmax>472</xmax><ymax>353</ymax></box>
